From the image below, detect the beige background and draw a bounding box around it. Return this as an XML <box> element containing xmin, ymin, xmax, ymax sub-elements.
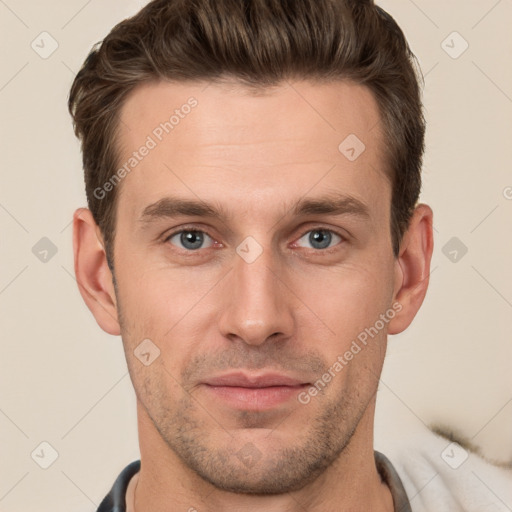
<box><xmin>0</xmin><ymin>1</ymin><xmax>511</xmax><ymax>510</ymax></box>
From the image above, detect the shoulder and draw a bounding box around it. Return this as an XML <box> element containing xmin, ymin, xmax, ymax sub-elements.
<box><xmin>381</xmin><ymin>430</ymin><xmax>512</xmax><ymax>512</ymax></box>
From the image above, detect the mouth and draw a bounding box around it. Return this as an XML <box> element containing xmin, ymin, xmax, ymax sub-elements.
<box><xmin>200</xmin><ymin>372</ymin><xmax>311</xmax><ymax>411</ymax></box>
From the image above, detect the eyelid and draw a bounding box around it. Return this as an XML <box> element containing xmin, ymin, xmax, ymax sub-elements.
<box><xmin>163</xmin><ymin>223</ymin><xmax>213</xmax><ymax>238</ymax></box>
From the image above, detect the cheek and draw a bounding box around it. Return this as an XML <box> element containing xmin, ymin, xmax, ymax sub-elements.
<box><xmin>117</xmin><ymin>260</ymin><xmax>205</xmax><ymax>324</ymax></box>
<box><xmin>115</xmin><ymin>262</ymin><xmax>220</xmax><ymax>369</ymax></box>
<box><xmin>303</xmin><ymin>264</ymin><xmax>393</xmax><ymax>401</ymax></box>
<box><xmin>292</xmin><ymin>260</ymin><xmax>394</xmax><ymax>342</ymax></box>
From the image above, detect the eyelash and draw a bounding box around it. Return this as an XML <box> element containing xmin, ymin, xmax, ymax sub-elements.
<box><xmin>162</xmin><ymin>225</ymin><xmax>347</xmax><ymax>254</ymax></box>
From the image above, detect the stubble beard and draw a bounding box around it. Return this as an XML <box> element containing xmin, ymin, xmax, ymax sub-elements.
<box><xmin>141</xmin><ymin>374</ymin><xmax>372</xmax><ymax>495</ymax></box>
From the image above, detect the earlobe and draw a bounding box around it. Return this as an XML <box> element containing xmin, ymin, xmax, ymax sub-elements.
<box><xmin>388</xmin><ymin>204</ymin><xmax>434</xmax><ymax>335</ymax></box>
<box><xmin>73</xmin><ymin>208</ymin><xmax>121</xmax><ymax>335</ymax></box>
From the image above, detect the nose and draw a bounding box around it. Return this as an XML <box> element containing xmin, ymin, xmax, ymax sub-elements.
<box><xmin>217</xmin><ymin>243</ymin><xmax>295</xmax><ymax>347</ymax></box>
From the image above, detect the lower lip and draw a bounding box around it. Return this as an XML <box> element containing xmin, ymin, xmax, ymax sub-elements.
<box><xmin>202</xmin><ymin>384</ymin><xmax>308</xmax><ymax>410</ymax></box>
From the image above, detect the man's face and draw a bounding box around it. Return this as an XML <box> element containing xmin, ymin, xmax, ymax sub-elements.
<box><xmin>112</xmin><ymin>79</ymin><xmax>398</xmax><ymax>493</ymax></box>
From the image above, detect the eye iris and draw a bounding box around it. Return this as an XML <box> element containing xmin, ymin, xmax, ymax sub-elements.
<box><xmin>309</xmin><ymin>230</ymin><xmax>332</xmax><ymax>249</ymax></box>
<box><xmin>181</xmin><ymin>231</ymin><xmax>204</xmax><ymax>250</ymax></box>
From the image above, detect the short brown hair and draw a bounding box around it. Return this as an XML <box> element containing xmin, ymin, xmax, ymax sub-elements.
<box><xmin>69</xmin><ymin>0</ymin><xmax>425</xmax><ymax>270</ymax></box>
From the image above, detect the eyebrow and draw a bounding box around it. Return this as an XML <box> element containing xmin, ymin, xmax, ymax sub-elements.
<box><xmin>293</xmin><ymin>195</ymin><xmax>370</xmax><ymax>219</ymax></box>
<box><xmin>138</xmin><ymin>193</ymin><xmax>370</xmax><ymax>225</ymax></box>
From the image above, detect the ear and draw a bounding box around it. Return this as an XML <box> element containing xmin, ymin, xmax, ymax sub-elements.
<box><xmin>72</xmin><ymin>208</ymin><xmax>121</xmax><ymax>335</ymax></box>
<box><xmin>388</xmin><ymin>203</ymin><xmax>434</xmax><ymax>335</ymax></box>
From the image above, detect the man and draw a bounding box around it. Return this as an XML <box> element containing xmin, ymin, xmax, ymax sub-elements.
<box><xmin>69</xmin><ymin>0</ymin><xmax>433</xmax><ymax>510</ymax></box>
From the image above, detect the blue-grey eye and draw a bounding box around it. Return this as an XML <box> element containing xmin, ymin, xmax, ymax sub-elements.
<box><xmin>168</xmin><ymin>230</ymin><xmax>213</xmax><ymax>250</ymax></box>
<box><xmin>296</xmin><ymin>229</ymin><xmax>342</xmax><ymax>250</ymax></box>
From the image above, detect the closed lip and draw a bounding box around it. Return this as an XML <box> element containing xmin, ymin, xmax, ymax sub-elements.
<box><xmin>202</xmin><ymin>372</ymin><xmax>309</xmax><ymax>388</ymax></box>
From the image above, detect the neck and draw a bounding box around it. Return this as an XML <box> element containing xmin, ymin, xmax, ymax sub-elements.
<box><xmin>132</xmin><ymin>401</ymin><xmax>394</xmax><ymax>512</ymax></box>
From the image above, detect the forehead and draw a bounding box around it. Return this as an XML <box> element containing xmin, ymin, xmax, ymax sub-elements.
<box><xmin>119</xmin><ymin>78</ymin><xmax>383</xmax><ymax>149</ymax></box>
<box><xmin>115</xmin><ymin>79</ymin><xmax>389</xmax><ymax>224</ymax></box>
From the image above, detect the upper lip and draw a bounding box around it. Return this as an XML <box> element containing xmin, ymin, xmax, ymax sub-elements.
<box><xmin>202</xmin><ymin>372</ymin><xmax>308</xmax><ymax>388</ymax></box>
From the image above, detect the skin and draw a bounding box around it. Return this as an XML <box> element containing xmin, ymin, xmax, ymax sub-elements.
<box><xmin>73</xmin><ymin>79</ymin><xmax>433</xmax><ymax>511</ymax></box>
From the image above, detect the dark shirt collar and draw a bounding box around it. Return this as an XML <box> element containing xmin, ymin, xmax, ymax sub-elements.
<box><xmin>375</xmin><ymin>451</ymin><xmax>412</xmax><ymax>512</ymax></box>
<box><xmin>97</xmin><ymin>451</ymin><xmax>411</xmax><ymax>512</ymax></box>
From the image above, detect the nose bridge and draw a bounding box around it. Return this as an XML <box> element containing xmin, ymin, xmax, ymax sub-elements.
<box><xmin>218</xmin><ymin>239</ymin><xmax>294</xmax><ymax>345</ymax></box>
